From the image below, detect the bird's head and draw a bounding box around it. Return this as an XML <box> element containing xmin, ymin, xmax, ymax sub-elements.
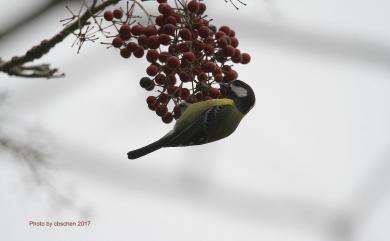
<box><xmin>221</xmin><ymin>80</ymin><xmax>256</xmax><ymax>114</ymax></box>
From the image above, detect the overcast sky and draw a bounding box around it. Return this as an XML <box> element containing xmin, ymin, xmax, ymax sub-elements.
<box><xmin>1</xmin><ymin>0</ymin><xmax>390</xmax><ymax>241</ymax></box>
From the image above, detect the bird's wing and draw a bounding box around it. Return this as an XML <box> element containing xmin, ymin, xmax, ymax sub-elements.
<box><xmin>164</xmin><ymin>104</ymin><xmax>234</xmax><ymax>147</ymax></box>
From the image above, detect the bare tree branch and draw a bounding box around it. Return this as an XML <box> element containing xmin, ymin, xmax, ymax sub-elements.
<box><xmin>0</xmin><ymin>0</ymin><xmax>122</xmax><ymax>78</ymax></box>
<box><xmin>0</xmin><ymin>0</ymin><xmax>241</xmax><ymax>79</ymax></box>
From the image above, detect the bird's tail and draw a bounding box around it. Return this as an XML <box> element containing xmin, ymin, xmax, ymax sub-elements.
<box><xmin>127</xmin><ymin>134</ymin><xmax>172</xmax><ymax>159</ymax></box>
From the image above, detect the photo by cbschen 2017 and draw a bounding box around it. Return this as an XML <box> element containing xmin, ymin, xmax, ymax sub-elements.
<box><xmin>1</xmin><ymin>0</ymin><xmax>390</xmax><ymax>241</ymax></box>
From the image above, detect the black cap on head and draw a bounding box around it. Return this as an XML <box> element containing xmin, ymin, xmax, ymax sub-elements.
<box><xmin>221</xmin><ymin>80</ymin><xmax>256</xmax><ymax>114</ymax></box>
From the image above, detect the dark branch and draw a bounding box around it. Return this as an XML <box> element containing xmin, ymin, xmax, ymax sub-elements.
<box><xmin>0</xmin><ymin>0</ymin><xmax>239</xmax><ymax>79</ymax></box>
<box><xmin>0</xmin><ymin>0</ymin><xmax>121</xmax><ymax>78</ymax></box>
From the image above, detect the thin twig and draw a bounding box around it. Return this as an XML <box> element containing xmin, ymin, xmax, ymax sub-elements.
<box><xmin>0</xmin><ymin>0</ymin><xmax>122</xmax><ymax>78</ymax></box>
<box><xmin>0</xmin><ymin>0</ymin><xmax>242</xmax><ymax>79</ymax></box>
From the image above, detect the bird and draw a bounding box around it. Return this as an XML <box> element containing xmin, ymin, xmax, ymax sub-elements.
<box><xmin>127</xmin><ymin>80</ymin><xmax>256</xmax><ymax>159</ymax></box>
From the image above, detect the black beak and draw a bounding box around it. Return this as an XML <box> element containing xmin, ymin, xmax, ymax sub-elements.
<box><xmin>219</xmin><ymin>82</ymin><xmax>230</xmax><ymax>90</ymax></box>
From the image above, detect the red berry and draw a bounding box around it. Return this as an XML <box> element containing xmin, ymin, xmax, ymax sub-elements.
<box><xmin>158</xmin><ymin>51</ymin><xmax>171</xmax><ymax>62</ymax></box>
<box><xmin>144</xmin><ymin>25</ymin><xmax>157</xmax><ymax>36</ymax></box>
<box><xmin>208</xmin><ymin>88</ymin><xmax>220</xmax><ymax>98</ymax></box>
<box><xmin>167</xmin><ymin>85</ymin><xmax>177</xmax><ymax>95</ymax></box>
<box><xmin>179</xmin><ymin>72</ymin><xmax>192</xmax><ymax>82</ymax></box>
<box><xmin>167</xmin><ymin>74</ymin><xmax>177</xmax><ymax>85</ymax></box>
<box><xmin>187</xmin><ymin>0</ymin><xmax>200</xmax><ymax>12</ymax></box>
<box><xmin>192</xmin><ymin>40</ymin><xmax>204</xmax><ymax>51</ymax></box>
<box><xmin>140</xmin><ymin>77</ymin><xmax>153</xmax><ymax>88</ymax></box>
<box><xmin>226</xmin><ymin>69</ymin><xmax>238</xmax><ymax>81</ymax></box>
<box><xmin>173</xmin><ymin>87</ymin><xmax>182</xmax><ymax>97</ymax></box>
<box><xmin>145</xmin><ymin>82</ymin><xmax>155</xmax><ymax>91</ymax></box>
<box><xmin>241</xmin><ymin>53</ymin><xmax>251</xmax><ymax>64</ymax></box>
<box><xmin>198</xmin><ymin>72</ymin><xmax>208</xmax><ymax>82</ymax></box>
<box><xmin>167</xmin><ymin>56</ymin><xmax>180</xmax><ymax>68</ymax></box>
<box><xmin>127</xmin><ymin>42</ymin><xmax>138</xmax><ymax>52</ymax></box>
<box><xmin>195</xmin><ymin>92</ymin><xmax>204</xmax><ymax>100</ymax></box>
<box><xmin>181</xmin><ymin>88</ymin><xmax>190</xmax><ymax>98</ymax></box>
<box><xmin>231</xmin><ymin>49</ymin><xmax>242</xmax><ymax>63</ymax></box>
<box><xmin>148</xmin><ymin>102</ymin><xmax>158</xmax><ymax>111</ymax></box>
<box><xmin>183</xmin><ymin>52</ymin><xmax>196</xmax><ymax>62</ymax></box>
<box><xmin>192</xmin><ymin>29</ymin><xmax>199</xmax><ymax>38</ymax></box>
<box><xmin>155</xmin><ymin>74</ymin><xmax>166</xmax><ymax>85</ymax></box>
<box><xmin>193</xmin><ymin>66</ymin><xmax>202</xmax><ymax>76</ymax></box>
<box><xmin>157</xmin><ymin>0</ymin><xmax>167</xmax><ymax>3</ymax></box>
<box><xmin>172</xmin><ymin>13</ymin><xmax>181</xmax><ymax>23</ymax></box>
<box><xmin>215</xmin><ymin>31</ymin><xmax>226</xmax><ymax>39</ymax></box>
<box><xmin>158</xmin><ymin>34</ymin><xmax>171</xmax><ymax>45</ymax></box>
<box><xmin>222</xmin><ymin>65</ymin><xmax>232</xmax><ymax>72</ymax></box>
<box><xmin>179</xmin><ymin>28</ymin><xmax>192</xmax><ymax>41</ymax></box>
<box><xmin>120</xmin><ymin>48</ymin><xmax>131</xmax><ymax>58</ymax></box>
<box><xmin>164</xmin><ymin>67</ymin><xmax>175</xmax><ymax>75</ymax></box>
<box><xmin>103</xmin><ymin>11</ymin><xmax>114</xmax><ymax>21</ymax></box>
<box><xmin>156</xmin><ymin>104</ymin><xmax>168</xmax><ymax>116</ymax></box>
<box><xmin>214</xmin><ymin>73</ymin><xmax>223</xmax><ymax>82</ymax></box>
<box><xmin>119</xmin><ymin>24</ymin><xmax>132</xmax><ymax>40</ymax></box>
<box><xmin>138</xmin><ymin>34</ymin><xmax>148</xmax><ymax>46</ymax></box>
<box><xmin>229</xmin><ymin>30</ymin><xmax>236</xmax><ymax>37</ymax></box>
<box><xmin>173</xmin><ymin>105</ymin><xmax>181</xmax><ymax>119</ymax></box>
<box><xmin>223</xmin><ymin>45</ymin><xmax>235</xmax><ymax>57</ymax></box>
<box><xmin>195</xmin><ymin>52</ymin><xmax>203</xmax><ymax>60</ymax></box>
<box><xmin>225</xmin><ymin>36</ymin><xmax>232</xmax><ymax>45</ymax></box>
<box><xmin>158</xmin><ymin>3</ymin><xmax>173</xmax><ymax>16</ymax></box>
<box><xmin>146</xmin><ymin>49</ymin><xmax>159</xmax><ymax>63</ymax></box>
<box><xmin>219</xmin><ymin>26</ymin><xmax>231</xmax><ymax>35</ymax></box>
<box><xmin>218</xmin><ymin>38</ymin><xmax>229</xmax><ymax>48</ymax></box>
<box><xmin>177</xmin><ymin>42</ymin><xmax>191</xmax><ymax>52</ymax></box>
<box><xmin>155</xmin><ymin>15</ymin><xmax>165</xmax><ymax>26</ymax></box>
<box><xmin>158</xmin><ymin>93</ymin><xmax>169</xmax><ymax>103</ymax></box>
<box><xmin>203</xmin><ymin>44</ymin><xmax>214</xmax><ymax>55</ymax></box>
<box><xmin>131</xmin><ymin>25</ymin><xmax>144</xmax><ymax>36</ymax></box>
<box><xmin>144</xmin><ymin>84</ymin><xmax>155</xmax><ymax>92</ymax></box>
<box><xmin>148</xmin><ymin>35</ymin><xmax>160</xmax><ymax>49</ymax></box>
<box><xmin>198</xmin><ymin>3</ymin><xmax>207</xmax><ymax>14</ymax></box>
<box><xmin>146</xmin><ymin>96</ymin><xmax>157</xmax><ymax>105</ymax></box>
<box><xmin>192</xmin><ymin>17</ymin><xmax>202</xmax><ymax>29</ymax></box>
<box><xmin>162</xmin><ymin>24</ymin><xmax>176</xmax><ymax>35</ymax></box>
<box><xmin>213</xmin><ymin>66</ymin><xmax>223</xmax><ymax>76</ymax></box>
<box><xmin>201</xmin><ymin>61</ymin><xmax>216</xmax><ymax>73</ymax></box>
<box><xmin>162</xmin><ymin>112</ymin><xmax>174</xmax><ymax>123</ymax></box>
<box><xmin>112</xmin><ymin>37</ymin><xmax>123</xmax><ymax>48</ymax></box>
<box><xmin>198</xmin><ymin>26</ymin><xmax>210</xmax><ymax>38</ymax></box>
<box><xmin>133</xmin><ymin>46</ymin><xmax>145</xmax><ymax>58</ymax></box>
<box><xmin>165</xmin><ymin>16</ymin><xmax>177</xmax><ymax>25</ymax></box>
<box><xmin>146</xmin><ymin>64</ymin><xmax>160</xmax><ymax>76</ymax></box>
<box><xmin>230</xmin><ymin>37</ymin><xmax>239</xmax><ymax>48</ymax></box>
<box><xmin>113</xmin><ymin>9</ymin><xmax>123</xmax><ymax>19</ymax></box>
<box><xmin>205</xmin><ymin>36</ymin><xmax>214</xmax><ymax>44</ymax></box>
<box><xmin>168</xmin><ymin>44</ymin><xmax>177</xmax><ymax>54</ymax></box>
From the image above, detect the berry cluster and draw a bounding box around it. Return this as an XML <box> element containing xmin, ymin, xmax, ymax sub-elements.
<box><xmin>103</xmin><ymin>0</ymin><xmax>251</xmax><ymax>123</ymax></box>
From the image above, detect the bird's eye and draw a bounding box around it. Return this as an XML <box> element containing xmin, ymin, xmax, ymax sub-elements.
<box><xmin>230</xmin><ymin>85</ymin><xmax>248</xmax><ymax>98</ymax></box>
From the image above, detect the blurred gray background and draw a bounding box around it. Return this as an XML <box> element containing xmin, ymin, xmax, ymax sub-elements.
<box><xmin>1</xmin><ymin>0</ymin><xmax>390</xmax><ymax>240</ymax></box>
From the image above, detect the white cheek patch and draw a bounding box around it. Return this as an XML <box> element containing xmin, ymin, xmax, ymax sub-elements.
<box><xmin>231</xmin><ymin>85</ymin><xmax>248</xmax><ymax>98</ymax></box>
